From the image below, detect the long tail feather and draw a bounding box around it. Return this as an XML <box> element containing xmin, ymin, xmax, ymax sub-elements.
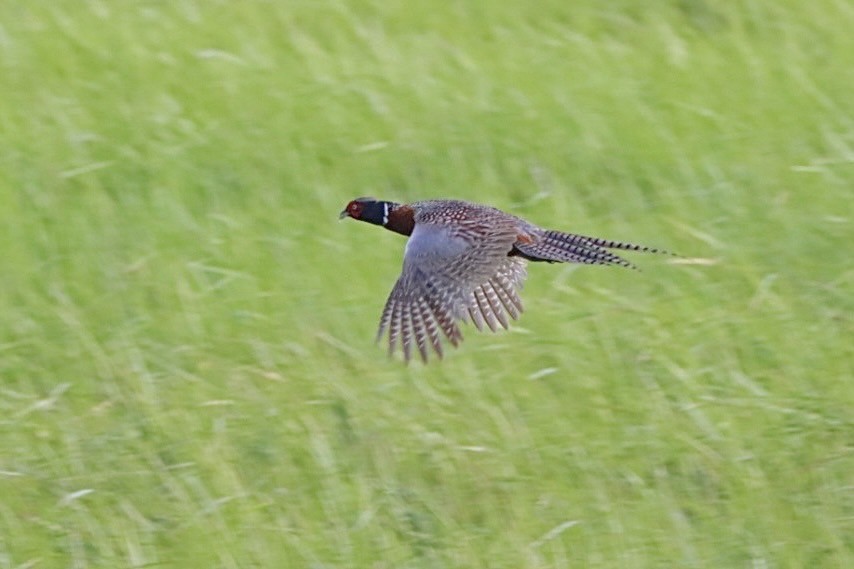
<box><xmin>512</xmin><ymin>230</ymin><xmax>674</xmax><ymax>269</ymax></box>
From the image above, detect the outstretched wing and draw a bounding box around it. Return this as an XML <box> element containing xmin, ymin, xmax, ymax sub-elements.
<box><xmin>467</xmin><ymin>256</ymin><xmax>527</xmax><ymax>332</ymax></box>
<box><xmin>376</xmin><ymin>218</ymin><xmax>519</xmax><ymax>362</ymax></box>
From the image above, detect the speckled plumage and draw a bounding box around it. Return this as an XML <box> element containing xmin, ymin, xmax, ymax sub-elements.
<box><xmin>340</xmin><ymin>198</ymin><xmax>671</xmax><ymax>362</ymax></box>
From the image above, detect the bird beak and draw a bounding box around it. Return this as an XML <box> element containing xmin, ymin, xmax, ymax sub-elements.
<box><xmin>338</xmin><ymin>210</ymin><xmax>350</xmax><ymax>220</ymax></box>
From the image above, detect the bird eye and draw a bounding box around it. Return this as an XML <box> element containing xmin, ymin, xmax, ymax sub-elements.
<box><xmin>348</xmin><ymin>201</ymin><xmax>363</xmax><ymax>217</ymax></box>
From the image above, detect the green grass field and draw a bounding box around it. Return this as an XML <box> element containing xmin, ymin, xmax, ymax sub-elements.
<box><xmin>1</xmin><ymin>1</ymin><xmax>852</xmax><ymax>567</ymax></box>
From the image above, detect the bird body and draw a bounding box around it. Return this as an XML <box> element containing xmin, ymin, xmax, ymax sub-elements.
<box><xmin>340</xmin><ymin>197</ymin><xmax>669</xmax><ymax>362</ymax></box>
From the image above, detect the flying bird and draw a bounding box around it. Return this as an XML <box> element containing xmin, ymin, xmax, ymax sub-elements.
<box><xmin>340</xmin><ymin>197</ymin><xmax>671</xmax><ymax>362</ymax></box>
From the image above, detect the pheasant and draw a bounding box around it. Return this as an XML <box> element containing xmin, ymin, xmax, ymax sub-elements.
<box><xmin>340</xmin><ymin>197</ymin><xmax>671</xmax><ymax>362</ymax></box>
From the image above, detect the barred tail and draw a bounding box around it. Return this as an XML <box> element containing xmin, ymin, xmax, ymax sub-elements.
<box><xmin>511</xmin><ymin>230</ymin><xmax>674</xmax><ymax>270</ymax></box>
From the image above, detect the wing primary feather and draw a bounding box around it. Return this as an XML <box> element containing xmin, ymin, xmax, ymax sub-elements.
<box><xmin>428</xmin><ymin>294</ymin><xmax>462</xmax><ymax>347</ymax></box>
<box><xmin>400</xmin><ymin>301</ymin><xmax>414</xmax><ymax>362</ymax></box>
<box><xmin>376</xmin><ymin>298</ymin><xmax>393</xmax><ymax>344</ymax></box>
<box><xmin>387</xmin><ymin>298</ymin><xmax>402</xmax><ymax>357</ymax></box>
<box><xmin>490</xmin><ymin>276</ymin><xmax>520</xmax><ymax>320</ymax></box>
<box><xmin>473</xmin><ymin>285</ymin><xmax>499</xmax><ymax>332</ymax></box>
<box><xmin>418</xmin><ymin>297</ymin><xmax>443</xmax><ymax>359</ymax></box>
<box><xmin>410</xmin><ymin>299</ymin><xmax>430</xmax><ymax>363</ymax></box>
<box><xmin>484</xmin><ymin>282</ymin><xmax>510</xmax><ymax>330</ymax></box>
<box><xmin>468</xmin><ymin>300</ymin><xmax>485</xmax><ymax>331</ymax></box>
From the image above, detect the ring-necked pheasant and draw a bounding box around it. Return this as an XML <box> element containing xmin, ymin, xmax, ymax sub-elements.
<box><xmin>340</xmin><ymin>197</ymin><xmax>671</xmax><ymax>362</ymax></box>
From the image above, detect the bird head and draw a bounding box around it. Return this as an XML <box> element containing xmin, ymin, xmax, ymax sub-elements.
<box><xmin>339</xmin><ymin>197</ymin><xmax>388</xmax><ymax>226</ymax></box>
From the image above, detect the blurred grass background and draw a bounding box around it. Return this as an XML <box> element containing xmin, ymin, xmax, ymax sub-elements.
<box><xmin>0</xmin><ymin>1</ymin><xmax>851</xmax><ymax>567</ymax></box>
